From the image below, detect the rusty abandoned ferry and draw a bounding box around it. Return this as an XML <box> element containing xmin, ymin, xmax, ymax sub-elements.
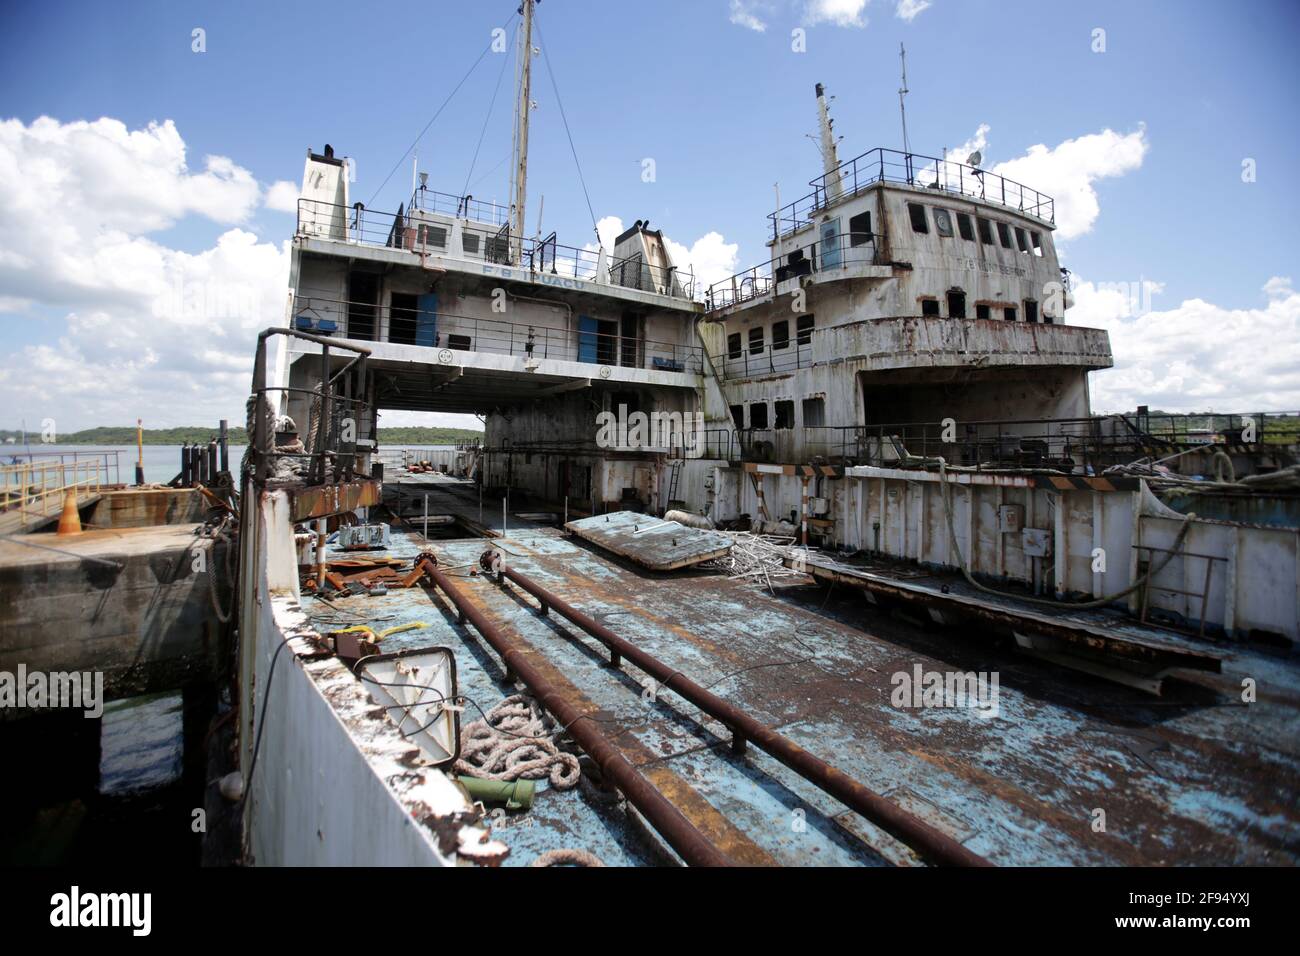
<box><xmin>3</xmin><ymin>0</ymin><xmax>1297</xmax><ymax>868</ymax></box>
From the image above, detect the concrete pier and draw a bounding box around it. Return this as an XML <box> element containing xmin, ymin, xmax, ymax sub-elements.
<box><xmin>0</xmin><ymin>523</ymin><xmax>230</xmax><ymax>710</ymax></box>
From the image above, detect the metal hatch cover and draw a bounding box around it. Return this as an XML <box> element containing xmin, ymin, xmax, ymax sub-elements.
<box><xmin>566</xmin><ymin>511</ymin><xmax>733</xmax><ymax>571</ymax></box>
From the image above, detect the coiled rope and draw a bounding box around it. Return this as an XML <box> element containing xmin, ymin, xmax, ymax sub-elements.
<box><xmin>454</xmin><ymin>695</ymin><xmax>581</xmax><ymax>789</ymax></box>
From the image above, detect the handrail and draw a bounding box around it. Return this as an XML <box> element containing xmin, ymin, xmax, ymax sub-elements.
<box><xmin>296</xmin><ymin>198</ymin><xmax>696</xmax><ymax>300</ymax></box>
<box><xmin>0</xmin><ymin>458</ymin><xmax>109</xmax><ymax>528</ymax></box>
<box><xmin>770</xmin><ymin>146</ymin><xmax>1055</xmax><ymax>241</ymax></box>
<box><xmin>707</xmin><ymin>231</ymin><xmax>884</xmax><ymax>310</ymax></box>
<box><xmin>287</xmin><ymin>293</ymin><xmax>705</xmax><ymax>374</ymax></box>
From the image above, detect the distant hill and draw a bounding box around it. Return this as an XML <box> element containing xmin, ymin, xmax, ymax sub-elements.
<box><xmin>0</xmin><ymin>425</ymin><xmax>484</xmax><ymax>446</ymax></box>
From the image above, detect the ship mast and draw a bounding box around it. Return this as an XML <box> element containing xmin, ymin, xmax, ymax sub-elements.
<box><xmin>510</xmin><ymin>0</ymin><xmax>536</xmax><ymax>263</ymax></box>
<box><xmin>898</xmin><ymin>43</ymin><xmax>913</xmax><ymax>182</ymax></box>
<box><xmin>814</xmin><ymin>83</ymin><xmax>843</xmax><ymax>204</ymax></box>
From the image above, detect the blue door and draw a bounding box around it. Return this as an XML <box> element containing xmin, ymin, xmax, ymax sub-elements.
<box><xmin>578</xmin><ymin>314</ymin><xmax>598</xmax><ymax>363</ymax></box>
<box><xmin>416</xmin><ymin>293</ymin><xmax>438</xmax><ymax>347</ymax></box>
<box><xmin>819</xmin><ymin>219</ymin><xmax>842</xmax><ymax>269</ymax></box>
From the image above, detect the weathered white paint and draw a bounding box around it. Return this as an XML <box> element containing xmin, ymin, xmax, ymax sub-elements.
<box><xmin>238</xmin><ymin>488</ymin><xmax>482</xmax><ymax>865</ymax></box>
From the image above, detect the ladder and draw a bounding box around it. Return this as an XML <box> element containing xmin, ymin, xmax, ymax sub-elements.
<box><xmin>666</xmin><ymin>458</ymin><xmax>683</xmax><ymax>509</ymax></box>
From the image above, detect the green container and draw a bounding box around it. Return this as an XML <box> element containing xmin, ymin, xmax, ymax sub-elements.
<box><xmin>457</xmin><ymin>775</ymin><xmax>536</xmax><ymax>810</ymax></box>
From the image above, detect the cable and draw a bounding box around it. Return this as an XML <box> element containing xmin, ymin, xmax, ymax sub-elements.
<box><xmin>366</xmin><ymin>10</ymin><xmax>520</xmax><ymax>208</ymax></box>
<box><xmin>533</xmin><ymin>16</ymin><xmax>600</xmax><ymax>242</ymax></box>
<box><xmin>934</xmin><ymin>457</ymin><xmax>1196</xmax><ymax>610</ymax></box>
<box><xmin>241</xmin><ymin>637</ymin><xmax>292</xmax><ymax>805</ymax></box>
<box><xmin>462</xmin><ymin>19</ymin><xmax>518</xmax><ymax>200</ymax></box>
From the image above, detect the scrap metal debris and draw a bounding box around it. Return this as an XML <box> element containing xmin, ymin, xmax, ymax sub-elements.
<box><xmin>700</xmin><ymin>531</ymin><xmax>809</xmax><ymax>587</ymax></box>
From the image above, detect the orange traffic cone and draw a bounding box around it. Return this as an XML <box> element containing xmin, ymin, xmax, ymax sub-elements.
<box><xmin>56</xmin><ymin>490</ymin><xmax>82</xmax><ymax>535</ymax></box>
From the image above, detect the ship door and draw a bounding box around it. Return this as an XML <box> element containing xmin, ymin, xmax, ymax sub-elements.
<box><xmin>819</xmin><ymin>218</ymin><xmax>842</xmax><ymax>269</ymax></box>
<box><xmin>578</xmin><ymin>315</ymin><xmax>598</xmax><ymax>363</ymax></box>
<box><xmin>416</xmin><ymin>293</ymin><xmax>438</xmax><ymax>347</ymax></box>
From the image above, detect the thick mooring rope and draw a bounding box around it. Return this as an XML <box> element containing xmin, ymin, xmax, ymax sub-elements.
<box><xmin>454</xmin><ymin>695</ymin><xmax>581</xmax><ymax>789</ymax></box>
<box><xmin>529</xmin><ymin>848</ymin><xmax>605</xmax><ymax>867</ymax></box>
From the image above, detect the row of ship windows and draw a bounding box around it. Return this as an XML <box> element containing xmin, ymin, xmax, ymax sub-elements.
<box><xmin>908</xmin><ymin>203</ymin><xmax>1045</xmax><ymax>256</ymax></box>
<box><xmin>722</xmin><ymin>291</ymin><xmax>1048</xmax><ymax>355</ymax></box>
<box><xmin>726</xmin><ymin>315</ymin><xmax>815</xmax><ymax>358</ymax></box>
<box><xmin>924</xmin><ymin>291</ymin><xmax>1050</xmax><ymax>323</ymax></box>
<box><xmin>729</xmin><ymin>396</ymin><xmax>825</xmax><ymax>430</ymax></box>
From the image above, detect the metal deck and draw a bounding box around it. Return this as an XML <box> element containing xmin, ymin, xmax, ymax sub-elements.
<box><xmin>303</xmin><ymin>519</ymin><xmax>1300</xmax><ymax>866</ymax></box>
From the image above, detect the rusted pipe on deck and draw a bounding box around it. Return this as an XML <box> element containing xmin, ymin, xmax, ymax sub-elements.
<box><xmin>413</xmin><ymin>553</ymin><xmax>733</xmax><ymax>867</ymax></box>
<box><xmin>485</xmin><ymin>551</ymin><xmax>991</xmax><ymax>868</ymax></box>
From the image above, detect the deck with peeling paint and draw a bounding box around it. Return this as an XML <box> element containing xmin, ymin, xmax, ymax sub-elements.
<box><xmin>301</xmin><ymin>519</ymin><xmax>1300</xmax><ymax>867</ymax></box>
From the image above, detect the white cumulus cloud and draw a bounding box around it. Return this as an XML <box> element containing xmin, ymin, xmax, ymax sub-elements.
<box><xmin>729</xmin><ymin>0</ymin><xmax>769</xmax><ymax>31</ymax></box>
<box><xmin>0</xmin><ymin>116</ymin><xmax>290</xmax><ymax>430</ymax></box>
<box><xmin>991</xmin><ymin>126</ymin><xmax>1148</xmax><ymax>240</ymax></box>
<box><xmin>896</xmin><ymin>0</ymin><xmax>931</xmax><ymax>21</ymax></box>
<box><xmin>1074</xmin><ymin>276</ymin><xmax>1300</xmax><ymax>413</ymax></box>
<box><xmin>806</xmin><ymin>0</ymin><xmax>869</xmax><ymax>27</ymax></box>
<box><xmin>264</xmin><ymin>179</ymin><xmax>300</xmax><ymax>213</ymax></box>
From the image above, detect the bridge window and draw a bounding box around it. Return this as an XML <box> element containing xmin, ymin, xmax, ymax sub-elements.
<box><xmin>977</xmin><ymin>217</ymin><xmax>994</xmax><ymax>244</ymax></box>
<box><xmin>1024</xmin><ymin>299</ymin><xmax>1039</xmax><ymax>323</ymax></box>
<box><xmin>996</xmin><ymin>222</ymin><xmax>1012</xmax><ymax>248</ymax></box>
<box><xmin>956</xmin><ymin>213</ymin><xmax>975</xmax><ymax>241</ymax></box>
<box><xmin>921</xmin><ymin>298</ymin><xmax>940</xmax><ymax>316</ymax></box>
<box><xmin>933</xmin><ymin>208</ymin><xmax>954</xmax><ymax>238</ymax></box>
<box><xmin>462</xmin><ymin>232</ymin><xmax>480</xmax><ymax>255</ymax></box>
<box><xmin>447</xmin><ymin>333</ymin><xmax>471</xmax><ymax>350</ymax></box>
<box><xmin>975</xmin><ymin>303</ymin><xmax>991</xmax><ymax>320</ymax></box>
<box><xmin>749</xmin><ymin>402</ymin><xmax>769</xmax><ymax>429</ymax></box>
<box><xmin>908</xmin><ymin>203</ymin><xmax>928</xmax><ymax>234</ymax></box>
<box><xmin>419</xmin><ymin>224</ymin><xmax>447</xmax><ymax>249</ymax></box>
<box><xmin>796</xmin><ymin>314</ymin><xmax>815</xmax><ymax>345</ymax></box>
<box><xmin>802</xmin><ymin>397</ymin><xmax>826</xmax><ymax>428</ymax></box>
<box><xmin>730</xmin><ymin>404</ymin><xmax>745</xmax><ymax>427</ymax></box>
<box><xmin>1031</xmin><ymin>231</ymin><xmax>1043</xmax><ymax>256</ymax></box>
<box><xmin>1004</xmin><ymin>305</ymin><xmax>1017</xmax><ymax>321</ymax></box>
<box><xmin>772</xmin><ymin>319</ymin><xmax>790</xmax><ymax>350</ymax></box>
<box><xmin>748</xmin><ymin>326</ymin><xmax>764</xmax><ymax>354</ymax></box>
<box><xmin>849</xmin><ymin>211</ymin><xmax>873</xmax><ymax>245</ymax></box>
<box><xmin>947</xmin><ymin>290</ymin><xmax>967</xmax><ymax>319</ymax></box>
<box><xmin>727</xmin><ymin>332</ymin><xmax>742</xmax><ymax>359</ymax></box>
<box><xmin>1014</xmin><ymin>227</ymin><xmax>1029</xmax><ymax>253</ymax></box>
<box><xmin>775</xmin><ymin>400</ymin><xmax>795</xmax><ymax>429</ymax></box>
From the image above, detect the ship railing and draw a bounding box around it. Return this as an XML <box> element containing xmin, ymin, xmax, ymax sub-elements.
<box><xmin>405</xmin><ymin>187</ymin><xmax>511</xmax><ymax>227</ymax></box>
<box><xmin>295</xmin><ymin>198</ymin><xmax>695</xmax><ymax>300</ymax></box>
<box><xmin>706</xmin><ymin>231</ymin><xmax>883</xmax><ymax>311</ymax></box>
<box><xmin>731</xmin><ymin>417</ymin><xmax>1157</xmax><ymax>471</ymax></box>
<box><xmin>250</xmin><ymin>328</ymin><xmax>374</xmax><ymax>486</ymax></box>
<box><xmin>1119</xmin><ymin>410</ymin><xmax>1300</xmax><ymax>447</ymax></box>
<box><xmin>769</xmin><ymin>147</ymin><xmax>1055</xmax><ymax>241</ymax></box>
<box><xmin>288</xmin><ymin>293</ymin><xmax>705</xmax><ymax>375</ymax></box>
<box><xmin>0</xmin><ymin>456</ymin><xmax>113</xmax><ymax>529</ymax></box>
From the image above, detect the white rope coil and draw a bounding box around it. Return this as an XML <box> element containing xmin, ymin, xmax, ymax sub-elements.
<box><xmin>455</xmin><ymin>695</ymin><xmax>581</xmax><ymax>789</ymax></box>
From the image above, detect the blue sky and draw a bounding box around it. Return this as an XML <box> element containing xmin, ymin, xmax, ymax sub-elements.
<box><xmin>1</xmin><ymin>0</ymin><xmax>1298</xmax><ymax>426</ymax></box>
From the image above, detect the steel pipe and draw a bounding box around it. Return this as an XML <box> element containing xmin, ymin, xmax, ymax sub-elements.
<box><xmin>486</xmin><ymin>552</ymin><xmax>991</xmax><ymax>868</ymax></box>
<box><xmin>414</xmin><ymin>554</ymin><xmax>733</xmax><ymax>867</ymax></box>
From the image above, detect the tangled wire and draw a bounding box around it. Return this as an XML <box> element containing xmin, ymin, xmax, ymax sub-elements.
<box><xmin>454</xmin><ymin>695</ymin><xmax>581</xmax><ymax>789</ymax></box>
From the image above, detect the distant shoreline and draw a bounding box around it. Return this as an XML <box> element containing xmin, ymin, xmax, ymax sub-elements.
<box><xmin>0</xmin><ymin>426</ymin><xmax>484</xmax><ymax>447</ymax></box>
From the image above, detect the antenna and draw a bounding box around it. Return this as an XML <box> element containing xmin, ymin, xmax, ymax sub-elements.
<box><xmin>898</xmin><ymin>43</ymin><xmax>912</xmax><ymax>183</ymax></box>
